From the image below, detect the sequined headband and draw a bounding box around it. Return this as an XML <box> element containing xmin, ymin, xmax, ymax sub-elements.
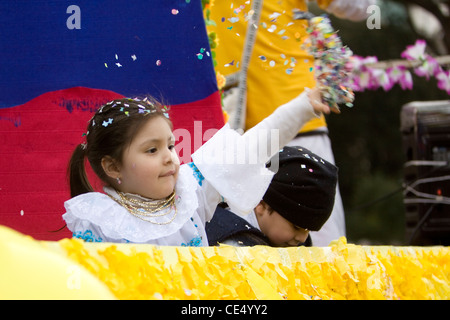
<box><xmin>80</xmin><ymin>97</ymin><xmax>170</xmax><ymax>149</ymax></box>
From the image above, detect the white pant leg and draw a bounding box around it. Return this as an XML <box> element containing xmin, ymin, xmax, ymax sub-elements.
<box><xmin>286</xmin><ymin>130</ymin><xmax>346</xmax><ymax>246</ymax></box>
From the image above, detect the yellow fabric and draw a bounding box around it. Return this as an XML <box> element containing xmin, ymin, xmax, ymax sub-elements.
<box><xmin>58</xmin><ymin>237</ymin><xmax>449</xmax><ymax>300</ymax></box>
<box><xmin>209</xmin><ymin>0</ymin><xmax>329</xmax><ymax>132</ymax></box>
<box><xmin>0</xmin><ymin>226</ymin><xmax>115</xmax><ymax>300</ymax></box>
<box><xmin>1</xmin><ymin>226</ymin><xmax>449</xmax><ymax>300</ymax></box>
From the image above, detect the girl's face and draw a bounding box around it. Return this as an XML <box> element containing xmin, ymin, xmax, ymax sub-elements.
<box><xmin>116</xmin><ymin>116</ymin><xmax>180</xmax><ymax>199</ymax></box>
<box><xmin>255</xmin><ymin>202</ymin><xmax>309</xmax><ymax>247</ymax></box>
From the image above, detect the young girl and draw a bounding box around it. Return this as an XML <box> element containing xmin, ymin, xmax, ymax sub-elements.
<box><xmin>62</xmin><ymin>89</ymin><xmax>332</xmax><ymax>246</ymax></box>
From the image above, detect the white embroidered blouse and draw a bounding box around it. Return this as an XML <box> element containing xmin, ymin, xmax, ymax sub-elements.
<box><xmin>62</xmin><ymin>91</ymin><xmax>318</xmax><ymax>246</ymax></box>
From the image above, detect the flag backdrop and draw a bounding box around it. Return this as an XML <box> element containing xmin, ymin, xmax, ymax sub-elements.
<box><xmin>0</xmin><ymin>1</ymin><xmax>224</xmax><ymax>240</ymax></box>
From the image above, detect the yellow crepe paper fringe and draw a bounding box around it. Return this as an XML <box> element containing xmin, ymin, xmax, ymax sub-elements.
<box><xmin>56</xmin><ymin>237</ymin><xmax>450</xmax><ymax>300</ymax></box>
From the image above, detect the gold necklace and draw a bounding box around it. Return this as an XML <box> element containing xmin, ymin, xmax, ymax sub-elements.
<box><xmin>108</xmin><ymin>190</ymin><xmax>178</xmax><ymax>225</ymax></box>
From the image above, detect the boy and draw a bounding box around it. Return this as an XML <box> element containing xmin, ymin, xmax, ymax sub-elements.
<box><xmin>206</xmin><ymin>146</ymin><xmax>338</xmax><ymax>247</ymax></box>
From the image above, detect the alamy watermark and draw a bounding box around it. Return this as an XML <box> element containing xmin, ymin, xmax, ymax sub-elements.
<box><xmin>174</xmin><ymin>121</ymin><xmax>280</xmax><ymax>174</ymax></box>
<box><xmin>367</xmin><ymin>4</ymin><xmax>381</xmax><ymax>30</ymax></box>
<box><xmin>66</xmin><ymin>5</ymin><xmax>81</xmax><ymax>30</ymax></box>
<box><xmin>67</xmin><ymin>4</ymin><xmax>382</xmax><ymax>31</ymax></box>
<box><xmin>66</xmin><ymin>265</ymin><xmax>81</xmax><ymax>290</ymax></box>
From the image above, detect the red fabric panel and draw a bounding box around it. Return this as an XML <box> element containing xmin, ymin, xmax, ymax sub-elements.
<box><xmin>0</xmin><ymin>87</ymin><xmax>223</xmax><ymax>240</ymax></box>
<box><xmin>0</xmin><ymin>87</ymin><xmax>123</xmax><ymax>240</ymax></box>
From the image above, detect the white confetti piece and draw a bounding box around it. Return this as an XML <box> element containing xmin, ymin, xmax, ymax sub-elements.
<box><xmin>269</xmin><ymin>12</ymin><xmax>281</xmax><ymax>20</ymax></box>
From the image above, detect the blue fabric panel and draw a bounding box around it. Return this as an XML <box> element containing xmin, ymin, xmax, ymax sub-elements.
<box><xmin>0</xmin><ymin>0</ymin><xmax>217</xmax><ymax>108</ymax></box>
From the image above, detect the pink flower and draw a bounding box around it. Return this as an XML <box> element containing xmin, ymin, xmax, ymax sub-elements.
<box><xmin>399</xmin><ymin>69</ymin><xmax>413</xmax><ymax>90</ymax></box>
<box><xmin>347</xmin><ymin>55</ymin><xmax>379</xmax><ymax>91</ymax></box>
<box><xmin>384</xmin><ymin>66</ymin><xmax>401</xmax><ymax>91</ymax></box>
<box><xmin>371</xmin><ymin>69</ymin><xmax>390</xmax><ymax>91</ymax></box>
<box><xmin>347</xmin><ymin>40</ymin><xmax>448</xmax><ymax>94</ymax></box>
<box><xmin>414</xmin><ymin>56</ymin><xmax>441</xmax><ymax>80</ymax></box>
<box><xmin>436</xmin><ymin>70</ymin><xmax>450</xmax><ymax>94</ymax></box>
<box><xmin>387</xmin><ymin>66</ymin><xmax>405</xmax><ymax>82</ymax></box>
<box><xmin>347</xmin><ymin>55</ymin><xmax>377</xmax><ymax>71</ymax></box>
<box><xmin>401</xmin><ymin>39</ymin><xmax>427</xmax><ymax>61</ymax></box>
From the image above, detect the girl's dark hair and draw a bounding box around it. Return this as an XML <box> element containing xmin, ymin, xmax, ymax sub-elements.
<box><xmin>68</xmin><ymin>97</ymin><xmax>172</xmax><ymax>197</ymax></box>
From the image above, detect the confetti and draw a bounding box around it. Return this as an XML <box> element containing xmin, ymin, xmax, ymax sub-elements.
<box><xmin>303</xmin><ymin>15</ymin><xmax>354</xmax><ymax>109</ymax></box>
<box><xmin>102</xmin><ymin>118</ymin><xmax>113</xmax><ymax>127</ymax></box>
<box><xmin>171</xmin><ymin>9</ymin><xmax>179</xmax><ymax>15</ymax></box>
<box><xmin>267</xmin><ymin>25</ymin><xmax>277</xmax><ymax>33</ymax></box>
<box><xmin>269</xmin><ymin>12</ymin><xmax>281</xmax><ymax>20</ymax></box>
<box><xmin>224</xmin><ymin>60</ymin><xmax>234</xmax><ymax>67</ymax></box>
<box><xmin>156</xmin><ymin>60</ymin><xmax>162</xmax><ymax>66</ymax></box>
<box><xmin>131</xmin><ymin>55</ymin><xmax>137</xmax><ymax>61</ymax></box>
<box><xmin>195</xmin><ymin>48</ymin><xmax>209</xmax><ymax>60</ymax></box>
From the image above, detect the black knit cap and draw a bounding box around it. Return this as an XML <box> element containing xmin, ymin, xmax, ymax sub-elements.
<box><xmin>263</xmin><ymin>146</ymin><xmax>338</xmax><ymax>231</ymax></box>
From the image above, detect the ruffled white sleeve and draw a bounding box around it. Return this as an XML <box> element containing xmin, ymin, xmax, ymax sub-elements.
<box><xmin>325</xmin><ymin>0</ymin><xmax>377</xmax><ymax>22</ymax></box>
<box><xmin>63</xmin><ymin>197</ymin><xmax>113</xmax><ymax>242</ymax></box>
<box><xmin>192</xmin><ymin>90</ymin><xmax>318</xmax><ymax>216</ymax></box>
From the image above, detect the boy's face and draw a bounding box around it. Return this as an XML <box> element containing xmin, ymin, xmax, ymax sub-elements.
<box><xmin>255</xmin><ymin>202</ymin><xmax>309</xmax><ymax>247</ymax></box>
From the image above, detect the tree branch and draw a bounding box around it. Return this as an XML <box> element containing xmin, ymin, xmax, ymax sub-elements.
<box><xmin>367</xmin><ymin>55</ymin><xmax>450</xmax><ymax>69</ymax></box>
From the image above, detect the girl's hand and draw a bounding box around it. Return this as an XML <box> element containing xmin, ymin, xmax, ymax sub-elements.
<box><xmin>306</xmin><ymin>88</ymin><xmax>341</xmax><ymax>115</ymax></box>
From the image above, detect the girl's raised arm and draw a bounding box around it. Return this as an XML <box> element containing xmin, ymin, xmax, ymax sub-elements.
<box><xmin>191</xmin><ymin>87</ymin><xmax>334</xmax><ymax>216</ymax></box>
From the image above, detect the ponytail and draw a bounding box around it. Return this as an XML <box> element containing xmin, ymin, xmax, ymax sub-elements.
<box><xmin>68</xmin><ymin>144</ymin><xmax>94</xmax><ymax>197</ymax></box>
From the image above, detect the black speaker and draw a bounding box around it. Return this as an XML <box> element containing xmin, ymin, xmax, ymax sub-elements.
<box><xmin>401</xmin><ymin>100</ymin><xmax>450</xmax><ymax>245</ymax></box>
